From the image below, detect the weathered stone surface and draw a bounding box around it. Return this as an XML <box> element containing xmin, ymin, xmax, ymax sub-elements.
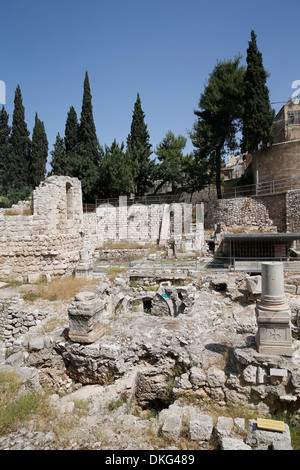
<box><xmin>206</xmin><ymin>366</ymin><xmax>226</xmax><ymax>388</ymax></box>
<box><xmin>256</xmin><ymin>262</ymin><xmax>294</xmax><ymax>356</ymax></box>
<box><xmin>28</xmin><ymin>337</ymin><xmax>45</xmax><ymax>351</ymax></box>
<box><xmin>214</xmin><ymin>417</ymin><xmax>234</xmax><ymax>442</ymax></box>
<box><xmin>189</xmin><ymin>367</ymin><xmax>206</xmax><ymax>387</ymax></box>
<box><xmin>246</xmin><ymin>276</ymin><xmax>261</xmax><ymax>294</ymax></box>
<box><xmin>68</xmin><ymin>292</ymin><xmax>106</xmax><ymax>344</ymax></box>
<box><xmin>189</xmin><ymin>413</ymin><xmax>213</xmax><ymax>441</ymax></box>
<box><xmin>221</xmin><ymin>437</ymin><xmax>251</xmax><ymax>450</ymax></box>
<box><xmin>161</xmin><ymin>414</ymin><xmax>182</xmax><ymax>439</ymax></box>
<box><xmin>242</xmin><ymin>365</ymin><xmax>258</xmax><ymax>384</ymax></box>
<box><xmin>246</xmin><ymin>419</ymin><xmax>292</xmax><ymax>451</ymax></box>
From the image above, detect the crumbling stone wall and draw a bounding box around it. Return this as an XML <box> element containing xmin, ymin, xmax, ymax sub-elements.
<box><xmin>204</xmin><ymin>197</ymin><xmax>277</xmax><ymax>232</ymax></box>
<box><xmin>0</xmin><ymin>176</ymin><xmax>83</xmax><ymax>281</ymax></box>
<box><xmin>286</xmin><ymin>190</ymin><xmax>300</xmax><ymax>233</ymax></box>
<box><xmin>204</xmin><ymin>191</ymin><xmax>299</xmax><ymax>233</ymax></box>
<box><xmin>82</xmin><ymin>202</ymin><xmax>204</xmax><ymax>253</ymax></box>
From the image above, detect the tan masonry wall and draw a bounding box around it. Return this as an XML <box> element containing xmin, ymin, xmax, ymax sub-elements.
<box><xmin>253</xmin><ymin>140</ymin><xmax>300</xmax><ymax>184</ymax></box>
<box><xmin>0</xmin><ymin>176</ymin><xmax>83</xmax><ymax>281</ymax></box>
<box><xmin>82</xmin><ymin>202</ymin><xmax>205</xmax><ymax>253</ymax></box>
<box><xmin>0</xmin><ymin>174</ymin><xmax>298</xmax><ymax>281</ymax></box>
<box><xmin>204</xmin><ymin>190</ymin><xmax>300</xmax><ymax>234</ymax></box>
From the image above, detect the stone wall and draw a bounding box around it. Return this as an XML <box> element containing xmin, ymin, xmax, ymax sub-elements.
<box><xmin>204</xmin><ymin>197</ymin><xmax>277</xmax><ymax>232</ymax></box>
<box><xmin>254</xmin><ymin>140</ymin><xmax>300</xmax><ymax>184</ymax></box>
<box><xmin>0</xmin><ymin>176</ymin><xmax>83</xmax><ymax>281</ymax></box>
<box><xmin>204</xmin><ymin>190</ymin><xmax>300</xmax><ymax>233</ymax></box>
<box><xmin>286</xmin><ymin>190</ymin><xmax>300</xmax><ymax>233</ymax></box>
<box><xmin>0</xmin><ymin>298</ymin><xmax>49</xmax><ymax>348</ymax></box>
<box><xmin>82</xmin><ymin>201</ymin><xmax>205</xmax><ymax>253</ymax></box>
<box><xmin>1</xmin><ymin>174</ymin><xmax>298</xmax><ymax>281</ymax></box>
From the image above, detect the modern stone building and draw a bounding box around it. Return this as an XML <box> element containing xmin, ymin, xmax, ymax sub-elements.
<box><xmin>272</xmin><ymin>100</ymin><xmax>300</xmax><ymax>144</ymax></box>
<box><xmin>250</xmin><ymin>101</ymin><xmax>300</xmax><ymax>189</ymax></box>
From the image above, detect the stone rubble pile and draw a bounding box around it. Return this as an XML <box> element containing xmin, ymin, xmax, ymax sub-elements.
<box><xmin>0</xmin><ymin>267</ymin><xmax>300</xmax><ymax>450</ymax></box>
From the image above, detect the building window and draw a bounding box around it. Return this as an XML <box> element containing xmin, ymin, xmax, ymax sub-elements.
<box><xmin>287</xmin><ymin>111</ymin><xmax>300</xmax><ymax>124</ymax></box>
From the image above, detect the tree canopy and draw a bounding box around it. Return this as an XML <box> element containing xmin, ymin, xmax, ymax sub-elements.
<box><xmin>152</xmin><ymin>131</ymin><xmax>190</xmax><ymax>194</ymax></box>
<box><xmin>191</xmin><ymin>57</ymin><xmax>245</xmax><ymax>198</ymax></box>
<box><xmin>241</xmin><ymin>30</ymin><xmax>274</xmax><ymax>154</ymax></box>
<box><xmin>1</xmin><ymin>32</ymin><xmax>276</xmax><ymax>206</ymax></box>
<box><xmin>126</xmin><ymin>93</ymin><xmax>153</xmax><ymax>196</ymax></box>
<box><xmin>29</xmin><ymin>113</ymin><xmax>48</xmax><ymax>188</ymax></box>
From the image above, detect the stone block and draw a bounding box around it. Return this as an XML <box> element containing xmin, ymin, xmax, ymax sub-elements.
<box><xmin>247</xmin><ymin>419</ymin><xmax>292</xmax><ymax>450</ymax></box>
<box><xmin>284</xmin><ymin>284</ymin><xmax>296</xmax><ymax>294</ymax></box>
<box><xmin>242</xmin><ymin>365</ymin><xmax>257</xmax><ymax>384</ymax></box>
<box><xmin>68</xmin><ymin>292</ymin><xmax>105</xmax><ymax>344</ymax></box>
<box><xmin>221</xmin><ymin>437</ymin><xmax>251</xmax><ymax>450</ymax></box>
<box><xmin>214</xmin><ymin>416</ymin><xmax>234</xmax><ymax>442</ymax></box>
<box><xmin>246</xmin><ymin>275</ymin><xmax>261</xmax><ymax>294</ymax></box>
<box><xmin>189</xmin><ymin>414</ymin><xmax>213</xmax><ymax>441</ymax></box>
<box><xmin>206</xmin><ymin>366</ymin><xmax>226</xmax><ymax>387</ymax></box>
<box><xmin>161</xmin><ymin>414</ymin><xmax>182</xmax><ymax>440</ymax></box>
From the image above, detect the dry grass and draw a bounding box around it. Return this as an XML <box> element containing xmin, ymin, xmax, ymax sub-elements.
<box><xmin>34</xmin><ymin>276</ymin><xmax>98</xmax><ymax>302</ymax></box>
<box><xmin>105</xmin><ymin>266</ymin><xmax>126</xmax><ymax>281</ymax></box>
<box><xmin>100</xmin><ymin>241</ymin><xmax>148</xmax><ymax>250</ymax></box>
<box><xmin>0</xmin><ymin>369</ymin><xmax>88</xmax><ymax>448</ymax></box>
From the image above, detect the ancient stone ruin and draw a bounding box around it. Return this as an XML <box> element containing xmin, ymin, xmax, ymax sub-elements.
<box><xmin>256</xmin><ymin>262</ymin><xmax>294</xmax><ymax>356</ymax></box>
<box><xmin>1</xmin><ymin>175</ymin><xmax>300</xmax><ymax>450</ymax></box>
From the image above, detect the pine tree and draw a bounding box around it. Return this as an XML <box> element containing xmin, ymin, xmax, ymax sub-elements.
<box><xmin>30</xmin><ymin>113</ymin><xmax>48</xmax><ymax>188</ymax></box>
<box><xmin>10</xmin><ymin>85</ymin><xmax>31</xmax><ymax>190</ymax></box>
<box><xmin>241</xmin><ymin>30</ymin><xmax>274</xmax><ymax>154</ymax></box>
<box><xmin>0</xmin><ymin>106</ymin><xmax>11</xmax><ymax>195</ymax></box>
<box><xmin>152</xmin><ymin>131</ymin><xmax>188</xmax><ymax>194</ymax></box>
<box><xmin>100</xmin><ymin>140</ymin><xmax>134</xmax><ymax>197</ymax></box>
<box><xmin>49</xmin><ymin>133</ymin><xmax>67</xmax><ymax>176</ymax></box>
<box><xmin>191</xmin><ymin>57</ymin><xmax>245</xmax><ymax>198</ymax></box>
<box><xmin>127</xmin><ymin>93</ymin><xmax>152</xmax><ymax>196</ymax></box>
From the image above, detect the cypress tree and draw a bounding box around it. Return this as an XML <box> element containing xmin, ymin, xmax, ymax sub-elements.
<box><xmin>241</xmin><ymin>30</ymin><xmax>274</xmax><ymax>154</ymax></box>
<box><xmin>10</xmin><ymin>85</ymin><xmax>31</xmax><ymax>190</ymax></box>
<box><xmin>78</xmin><ymin>71</ymin><xmax>100</xmax><ymax>201</ymax></box>
<box><xmin>127</xmin><ymin>93</ymin><xmax>152</xmax><ymax>196</ymax></box>
<box><xmin>65</xmin><ymin>105</ymin><xmax>79</xmax><ymax>155</ymax></box>
<box><xmin>49</xmin><ymin>133</ymin><xmax>67</xmax><ymax>176</ymax></box>
<box><xmin>0</xmin><ymin>106</ymin><xmax>11</xmax><ymax>195</ymax></box>
<box><xmin>79</xmin><ymin>71</ymin><xmax>99</xmax><ymax>162</ymax></box>
<box><xmin>30</xmin><ymin>113</ymin><xmax>48</xmax><ymax>188</ymax></box>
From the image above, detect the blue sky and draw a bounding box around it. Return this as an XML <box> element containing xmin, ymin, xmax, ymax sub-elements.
<box><xmin>1</xmin><ymin>0</ymin><xmax>300</xmax><ymax>172</ymax></box>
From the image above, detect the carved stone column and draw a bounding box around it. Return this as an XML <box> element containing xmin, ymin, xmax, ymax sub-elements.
<box><xmin>75</xmin><ymin>250</ymin><xmax>93</xmax><ymax>280</ymax></box>
<box><xmin>68</xmin><ymin>292</ymin><xmax>105</xmax><ymax>344</ymax></box>
<box><xmin>255</xmin><ymin>262</ymin><xmax>294</xmax><ymax>356</ymax></box>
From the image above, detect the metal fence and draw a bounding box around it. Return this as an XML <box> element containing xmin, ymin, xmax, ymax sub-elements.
<box><xmin>92</xmin><ymin>255</ymin><xmax>300</xmax><ymax>275</ymax></box>
<box><xmin>83</xmin><ymin>176</ymin><xmax>300</xmax><ymax>212</ymax></box>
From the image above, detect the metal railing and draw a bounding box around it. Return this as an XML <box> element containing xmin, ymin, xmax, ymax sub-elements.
<box><xmin>83</xmin><ymin>176</ymin><xmax>300</xmax><ymax>212</ymax></box>
<box><xmin>221</xmin><ymin>176</ymin><xmax>300</xmax><ymax>199</ymax></box>
<box><xmin>92</xmin><ymin>255</ymin><xmax>300</xmax><ymax>275</ymax></box>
